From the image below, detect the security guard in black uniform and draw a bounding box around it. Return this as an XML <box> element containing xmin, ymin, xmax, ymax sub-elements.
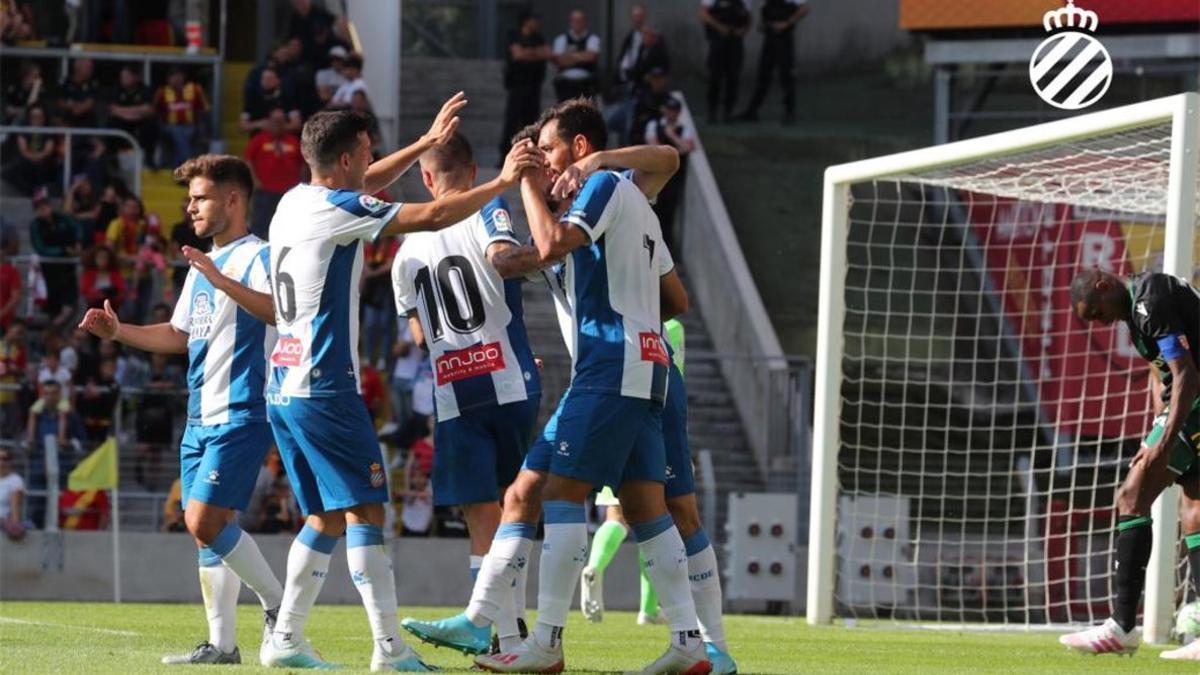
<box><xmin>699</xmin><ymin>0</ymin><xmax>751</xmax><ymax>123</ymax></box>
<box><xmin>739</xmin><ymin>0</ymin><xmax>809</xmax><ymax>125</ymax></box>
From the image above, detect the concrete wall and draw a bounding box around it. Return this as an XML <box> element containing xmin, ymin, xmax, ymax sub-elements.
<box><xmin>0</xmin><ymin>531</ymin><xmax>646</xmax><ymax>609</ymax></box>
<box><xmin>527</xmin><ymin>0</ymin><xmax>910</xmax><ymax>77</ymax></box>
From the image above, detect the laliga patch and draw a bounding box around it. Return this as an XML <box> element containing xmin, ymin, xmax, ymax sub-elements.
<box><xmin>639</xmin><ymin>332</ymin><xmax>669</xmax><ymax>366</ymax></box>
<box><xmin>435</xmin><ymin>342</ymin><xmax>506</xmax><ymax>385</ymax></box>
<box><xmin>369</xmin><ymin>462</ymin><xmax>385</xmax><ymax>488</ymax></box>
<box><xmin>359</xmin><ymin>194</ymin><xmax>386</xmax><ymax>214</ymax></box>
<box><xmin>271</xmin><ymin>336</ymin><xmax>303</xmax><ymax>367</ymax></box>
<box><xmin>492</xmin><ymin>208</ymin><xmax>513</xmax><ymax>233</ymax></box>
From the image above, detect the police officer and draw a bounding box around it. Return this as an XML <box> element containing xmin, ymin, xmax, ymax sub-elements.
<box><xmin>699</xmin><ymin>0</ymin><xmax>751</xmax><ymax>124</ymax></box>
<box><xmin>738</xmin><ymin>0</ymin><xmax>809</xmax><ymax>125</ymax></box>
<box><xmin>499</xmin><ymin>12</ymin><xmax>550</xmax><ymax>161</ymax></box>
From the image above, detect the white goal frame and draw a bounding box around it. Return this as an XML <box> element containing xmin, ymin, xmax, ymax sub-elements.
<box><xmin>808</xmin><ymin>92</ymin><xmax>1200</xmax><ymax>642</ymax></box>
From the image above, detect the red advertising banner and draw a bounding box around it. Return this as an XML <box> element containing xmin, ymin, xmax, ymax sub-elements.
<box><xmin>964</xmin><ymin>195</ymin><xmax>1151</xmax><ymax>439</ymax></box>
<box><xmin>901</xmin><ymin>0</ymin><xmax>1200</xmax><ymax>31</ymax></box>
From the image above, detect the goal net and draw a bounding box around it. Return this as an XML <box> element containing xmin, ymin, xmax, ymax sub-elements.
<box><xmin>809</xmin><ymin>94</ymin><xmax>1200</xmax><ymax>636</ymax></box>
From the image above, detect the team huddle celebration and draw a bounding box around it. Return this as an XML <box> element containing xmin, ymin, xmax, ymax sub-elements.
<box><xmin>75</xmin><ymin>92</ymin><xmax>726</xmax><ymax>674</ymax></box>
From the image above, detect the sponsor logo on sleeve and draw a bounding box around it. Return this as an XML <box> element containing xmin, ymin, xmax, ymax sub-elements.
<box><xmin>271</xmin><ymin>336</ymin><xmax>304</xmax><ymax>367</ymax></box>
<box><xmin>493</xmin><ymin>208</ymin><xmax>512</xmax><ymax>233</ymax></box>
<box><xmin>435</xmin><ymin>342</ymin><xmax>506</xmax><ymax>385</ymax></box>
<box><xmin>639</xmin><ymin>332</ymin><xmax>669</xmax><ymax>366</ymax></box>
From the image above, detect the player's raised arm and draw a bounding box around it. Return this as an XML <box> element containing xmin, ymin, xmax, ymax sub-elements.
<box><xmin>363</xmin><ymin>92</ymin><xmax>467</xmax><ymax>195</ymax></box>
<box><xmin>181</xmin><ymin>245</ymin><xmax>276</xmax><ymax>325</ymax></box>
<box><xmin>551</xmin><ymin>144</ymin><xmax>680</xmax><ymax>202</ymax></box>
<box><xmin>381</xmin><ymin>140</ymin><xmax>542</xmax><ymax>237</ymax></box>
<box><xmin>79</xmin><ymin>299</ymin><xmax>188</xmax><ymax>354</ymax></box>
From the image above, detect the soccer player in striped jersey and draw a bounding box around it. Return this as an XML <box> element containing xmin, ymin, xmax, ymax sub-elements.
<box><xmin>476</xmin><ymin>99</ymin><xmax>707</xmax><ymax>675</ymax></box>
<box><xmin>80</xmin><ymin>155</ymin><xmax>284</xmax><ymax>666</ymax></box>
<box><xmin>391</xmin><ymin>132</ymin><xmax>541</xmax><ymax>652</ymax></box>
<box><xmin>201</xmin><ymin>95</ymin><xmax>541</xmax><ymax>671</ymax></box>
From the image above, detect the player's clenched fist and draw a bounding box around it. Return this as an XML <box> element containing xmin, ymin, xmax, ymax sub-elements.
<box><xmin>499</xmin><ymin>138</ymin><xmax>544</xmax><ymax>187</ymax></box>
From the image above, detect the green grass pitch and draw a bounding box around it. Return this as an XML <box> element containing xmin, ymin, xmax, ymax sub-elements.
<box><xmin>1</xmin><ymin>602</ymin><xmax>1198</xmax><ymax>673</ymax></box>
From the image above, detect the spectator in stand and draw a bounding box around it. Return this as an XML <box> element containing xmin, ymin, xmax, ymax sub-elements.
<box><xmin>60</xmin><ymin>327</ymin><xmax>86</xmax><ymax>376</ymax></box>
<box><xmin>65</xmin><ymin>174</ymin><xmax>102</xmax><ymax>244</ymax></box>
<box><xmin>0</xmin><ymin>449</ymin><xmax>28</xmax><ymax>541</ymax></box>
<box><xmin>610</xmin><ymin>6</ymin><xmax>669</xmax><ymax>145</ymax></box>
<box><xmin>499</xmin><ymin>11</ymin><xmax>550</xmax><ymax>161</ymax></box>
<box><xmin>73</xmin><ymin>135</ymin><xmax>118</xmax><ymax>194</ymax></box>
<box><xmin>551</xmin><ymin>10</ymin><xmax>601</xmax><ymax>102</ymax></box>
<box><xmin>0</xmin><ymin>0</ymin><xmax>35</xmax><ymax>44</ymax></box>
<box><xmin>0</xmin><ymin>318</ymin><xmax>28</xmax><ymax>438</ymax></box>
<box><xmin>29</xmin><ymin>188</ymin><xmax>79</xmax><ymax>328</ymax></box>
<box><xmin>329</xmin><ymin>53</ymin><xmax>368</xmax><ymax>108</ymax></box>
<box><xmin>26</xmin><ymin>378</ymin><xmax>69</xmax><ymax>450</ymax></box>
<box><xmin>75</xmin><ymin>356</ymin><xmax>118</xmax><ymax>443</ymax></box>
<box><xmin>361</xmin><ymin>236</ymin><xmax>398</xmax><ymax>371</ymax></box>
<box><xmin>131</xmin><ymin>214</ymin><xmax>168</xmax><ymax>319</ymax></box>
<box><xmin>390</xmin><ymin>316</ymin><xmax>423</xmax><ymax>434</ymax></box>
<box><xmin>80</xmin><ymin>245</ymin><xmax>127</xmax><ymax>310</ymax></box>
<box><xmin>256</xmin><ymin>477</ymin><xmax>300</xmax><ymax>534</ymax></box>
<box><xmin>37</xmin><ymin>338</ymin><xmax>73</xmax><ymax>401</ymax></box>
<box><xmin>154</xmin><ymin>67</ymin><xmax>209</xmax><ymax>169</ymax></box>
<box><xmin>133</xmin><ymin>351</ymin><xmax>179</xmax><ymax>490</ymax></box>
<box><xmin>398</xmin><ymin>468</ymin><xmax>433</xmax><ymax>537</ymax></box>
<box><xmin>644</xmin><ymin>96</ymin><xmax>695</xmax><ymax>254</ymax></box>
<box><xmin>57</xmin><ymin>57</ymin><xmax>99</xmax><ymax>127</ymax></box>
<box><xmin>91</xmin><ymin>182</ymin><xmax>122</xmax><ymax>246</ymax></box>
<box><xmin>349</xmin><ymin>90</ymin><xmax>382</xmax><ymax>152</ymax></box>
<box><xmin>162</xmin><ymin>476</ymin><xmax>185</xmax><ymax>532</ymax></box>
<box><xmin>105</xmin><ymin>195</ymin><xmax>145</xmax><ymax>267</ymax></box>
<box><xmin>700</xmin><ymin>0</ymin><xmax>751</xmax><ymax>124</ymax></box>
<box><xmin>631</xmin><ymin>66</ymin><xmax>673</xmax><ymax>143</ymax></box>
<box><xmin>3</xmin><ymin>104</ymin><xmax>60</xmax><ymax>195</ymax></box>
<box><xmin>108</xmin><ymin>66</ymin><xmax>158</xmax><ymax>167</ymax></box>
<box><xmin>359</xmin><ymin>361</ymin><xmax>388</xmax><ymax>427</ymax></box>
<box><xmin>3</xmin><ymin>60</ymin><xmax>46</xmax><ymax>124</ymax></box>
<box><xmin>288</xmin><ymin>0</ymin><xmax>340</xmax><ymax>62</ymax></box>
<box><xmin>245</xmin><ymin>107</ymin><xmax>305</xmax><ymax>239</ymax></box>
<box><xmin>168</xmin><ymin>198</ymin><xmax>207</xmax><ymax>294</ymax></box>
<box><xmin>0</xmin><ymin>229</ymin><xmax>21</xmax><ymax>330</ymax></box>
<box><xmin>242</xmin><ymin>446</ymin><xmax>287</xmax><ymax>531</ymax></box>
<box><xmin>240</xmin><ymin>66</ymin><xmax>301</xmax><ymax>135</ymax></box>
<box><xmin>315</xmin><ymin>45</ymin><xmax>348</xmax><ymax>107</ymax></box>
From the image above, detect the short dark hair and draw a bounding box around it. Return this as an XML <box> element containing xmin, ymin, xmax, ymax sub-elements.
<box><xmin>174</xmin><ymin>154</ymin><xmax>254</xmax><ymax>201</ymax></box>
<box><xmin>511</xmin><ymin>123</ymin><xmax>540</xmax><ymax>148</ymax></box>
<box><xmin>301</xmin><ymin>110</ymin><xmax>372</xmax><ymax>169</ymax></box>
<box><xmin>420</xmin><ymin>132</ymin><xmax>474</xmax><ymax>177</ymax></box>
<box><xmin>537</xmin><ymin>97</ymin><xmax>607</xmax><ymax>151</ymax></box>
<box><xmin>1069</xmin><ymin>268</ymin><xmax>1104</xmax><ymax>308</ymax></box>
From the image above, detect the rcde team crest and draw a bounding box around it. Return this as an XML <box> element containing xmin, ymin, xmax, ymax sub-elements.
<box><xmin>1029</xmin><ymin>0</ymin><xmax>1112</xmax><ymax>110</ymax></box>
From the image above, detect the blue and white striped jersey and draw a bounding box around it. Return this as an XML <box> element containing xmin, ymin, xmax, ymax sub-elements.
<box><xmin>392</xmin><ymin>196</ymin><xmax>540</xmax><ymax>421</ymax></box>
<box><xmin>546</xmin><ymin>170</ymin><xmax>674</xmax><ymax>403</ymax></box>
<box><xmin>266</xmin><ymin>184</ymin><xmax>402</xmax><ymax>398</ymax></box>
<box><xmin>170</xmin><ymin>234</ymin><xmax>275</xmax><ymax>425</ymax></box>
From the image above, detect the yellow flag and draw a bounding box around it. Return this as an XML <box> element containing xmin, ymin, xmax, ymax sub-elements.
<box><xmin>68</xmin><ymin>437</ymin><xmax>118</xmax><ymax>491</ymax></box>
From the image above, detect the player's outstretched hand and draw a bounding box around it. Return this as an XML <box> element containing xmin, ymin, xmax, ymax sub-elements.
<box><xmin>499</xmin><ymin>139</ymin><xmax>543</xmax><ymax>187</ymax></box>
<box><xmin>423</xmin><ymin>91</ymin><xmax>467</xmax><ymax>147</ymax></box>
<box><xmin>78</xmin><ymin>299</ymin><xmax>120</xmax><ymax>340</ymax></box>
<box><xmin>181</xmin><ymin>245</ymin><xmax>227</xmax><ymax>289</ymax></box>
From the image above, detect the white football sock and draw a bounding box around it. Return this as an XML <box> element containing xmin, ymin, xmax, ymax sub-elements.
<box><xmin>685</xmin><ymin>530</ymin><xmax>726</xmax><ymax>651</ymax></box>
<box><xmin>274</xmin><ymin>525</ymin><xmax>336</xmax><ymax>645</ymax></box>
<box><xmin>512</xmin><ymin>554</ymin><xmax>529</xmax><ymax>621</ymax></box>
<box><xmin>346</xmin><ymin>524</ymin><xmax>403</xmax><ymax>657</ymax></box>
<box><xmin>532</xmin><ymin>501</ymin><xmax>587</xmax><ymax>647</ymax></box>
<box><xmin>634</xmin><ymin>514</ymin><xmax>700</xmax><ymax>645</ymax></box>
<box><xmin>470</xmin><ymin>554</ymin><xmax>484</xmax><ymax>581</ymax></box>
<box><xmin>198</xmin><ymin>548</ymin><xmax>241</xmax><ymax>653</ymax></box>
<box><xmin>210</xmin><ymin>523</ymin><xmax>284</xmax><ymax>610</ymax></box>
<box><xmin>466</xmin><ymin>522</ymin><xmax>535</xmax><ymax>626</ymax></box>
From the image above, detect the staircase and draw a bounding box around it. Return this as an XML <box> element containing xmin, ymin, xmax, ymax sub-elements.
<box><xmin>394</xmin><ymin>57</ymin><xmax>766</xmax><ymax>540</ymax></box>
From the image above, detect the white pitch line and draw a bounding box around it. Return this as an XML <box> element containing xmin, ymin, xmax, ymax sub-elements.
<box><xmin>0</xmin><ymin>615</ymin><xmax>141</xmax><ymax>637</ymax></box>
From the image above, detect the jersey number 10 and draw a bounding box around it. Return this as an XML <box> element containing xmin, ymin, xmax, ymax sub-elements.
<box><xmin>414</xmin><ymin>255</ymin><xmax>486</xmax><ymax>343</ymax></box>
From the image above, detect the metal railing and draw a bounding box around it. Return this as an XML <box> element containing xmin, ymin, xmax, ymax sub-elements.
<box><xmin>0</xmin><ymin>125</ymin><xmax>143</xmax><ymax>196</ymax></box>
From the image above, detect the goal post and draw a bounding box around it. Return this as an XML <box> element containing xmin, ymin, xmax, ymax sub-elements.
<box><xmin>808</xmin><ymin>93</ymin><xmax>1200</xmax><ymax>641</ymax></box>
